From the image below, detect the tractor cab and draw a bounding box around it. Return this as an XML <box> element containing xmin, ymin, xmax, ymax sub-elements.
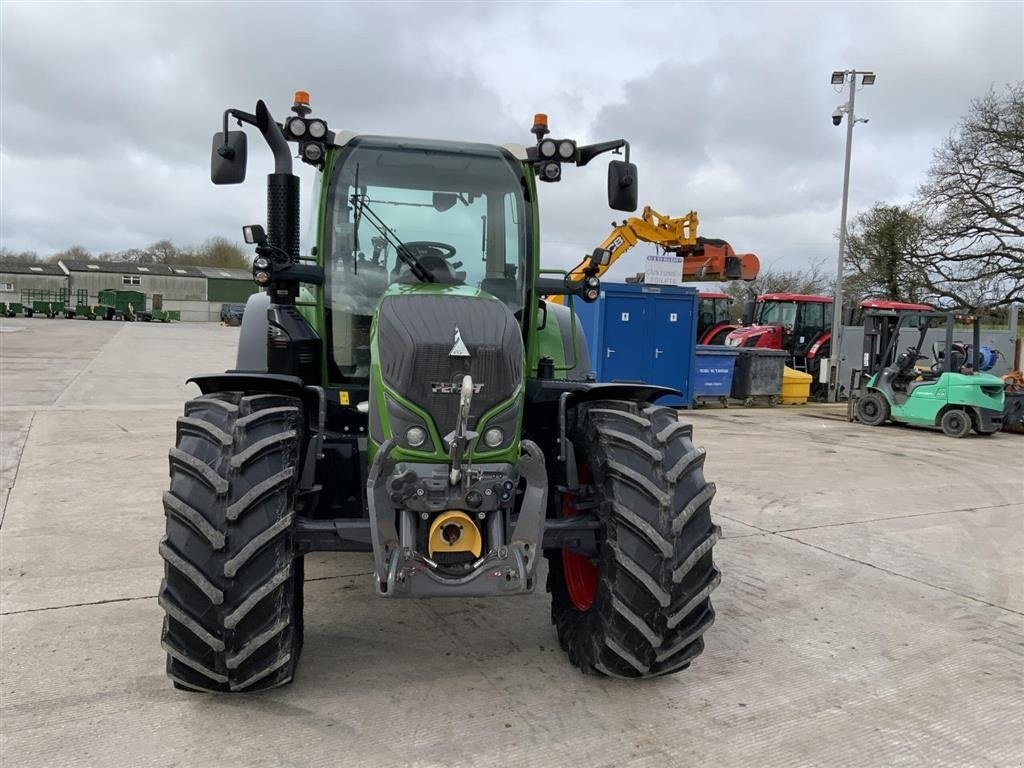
<box><xmin>724</xmin><ymin>293</ymin><xmax>833</xmax><ymax>380</ymax></box>
<box><xmin>697</xmin><ymin>291</ymin><xmax>734</xmax><ymax>344</ymax></box>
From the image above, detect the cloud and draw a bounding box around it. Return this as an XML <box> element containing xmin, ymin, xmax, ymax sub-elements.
<box><xmin>1</xmin><ymin>0</ymin><xmax>1020</xmax><ymax>276</ymax></box>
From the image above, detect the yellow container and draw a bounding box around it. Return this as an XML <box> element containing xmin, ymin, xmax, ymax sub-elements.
<box><xmin>781</xmin><ymin>366</ymin><xmax>813</xmax><ymax>405</ymax></box>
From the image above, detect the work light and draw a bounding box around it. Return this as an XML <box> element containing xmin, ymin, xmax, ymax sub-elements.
<box><xmin>307</xmin><ymin>119</ymin><xmax>327</xmax><ymax>139</ymax></box>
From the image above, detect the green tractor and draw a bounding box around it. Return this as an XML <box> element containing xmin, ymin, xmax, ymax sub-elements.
<box><xmin>159</xmin><ymin>93</ymin><xmax>721</xmax><ymax>693</ymax></box>
<box><xmin>853</xmin><ymin>310</ymin><xmax>1005</xmax><ymax>437</ymax></box>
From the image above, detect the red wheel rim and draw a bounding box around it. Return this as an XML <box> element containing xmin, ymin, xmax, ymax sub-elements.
<box><xmin>561</xmin><ymin>463</ymin><xmax>598</xmax><ymax>612</ymax></box>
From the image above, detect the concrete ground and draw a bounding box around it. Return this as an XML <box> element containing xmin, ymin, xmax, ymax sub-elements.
<box><xmin>1</xmin><ymin>318</ymin><xmax>1021</xmax><ymax>768</ymax></box>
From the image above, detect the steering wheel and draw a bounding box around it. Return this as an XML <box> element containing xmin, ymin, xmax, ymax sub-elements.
<box><xmin>394</xmin><ymin>241</ymin><xmax>459</xmax><ymax>282</ymax></box>
<box><xmin>897</xmin><ymin>346</ymin><xmax>926</xmax><ymax>374</ymax></box>
<box><xmin>400</xmin><ymin>241</ymin><xmax>457</xmax><ymax>261</ymax></box>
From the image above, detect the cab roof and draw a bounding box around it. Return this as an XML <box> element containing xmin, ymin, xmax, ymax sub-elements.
<box><xmin>859</xmin><ymin>299</ymin><xmax>933</xmax><ymax>311</ymax></box>
<box><xmin>757</xmin><ymin>293</ymin><xmax>832</xmax><ymax>303</ymax></box>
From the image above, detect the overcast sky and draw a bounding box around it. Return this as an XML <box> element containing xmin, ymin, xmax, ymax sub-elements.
<box><xmin>1</xmin><ymin>1</ymin><xmax>1021</xmax><ymax>279</ymax></box>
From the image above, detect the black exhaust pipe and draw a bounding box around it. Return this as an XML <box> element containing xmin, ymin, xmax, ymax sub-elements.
<box><xmin>255</xmin><ymin>100</ymin><xmax>300</xmax><ymax>265</ymax></box>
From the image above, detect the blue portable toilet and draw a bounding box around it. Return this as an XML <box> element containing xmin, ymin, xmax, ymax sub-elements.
<box><xmin>571</xmin><ymin>283</ymin><xmax>697</xmax><ymax>407</ymax></box>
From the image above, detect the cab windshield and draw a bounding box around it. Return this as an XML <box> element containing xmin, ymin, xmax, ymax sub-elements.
<box><xmin>756</xmin><ymin>300</ymin><xmax>798</xmax><ymax>327</ymax></box>
<box><xmin>322</xmin><ymin>138</ymin><xmax>530</xmax><ymax>381</ymax></box>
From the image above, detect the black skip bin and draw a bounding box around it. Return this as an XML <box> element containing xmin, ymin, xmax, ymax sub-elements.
<box><xmin>730</xmin><ymin>348</ymin><xmax>788</xmax><ymax>407</ymax></box>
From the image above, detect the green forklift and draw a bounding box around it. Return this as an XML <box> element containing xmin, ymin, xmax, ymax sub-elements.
<box><xmin>157</xmin><ymin>92</ymin><xmax>721</xmax><ymax>692</ymax></box>
<box><xmin>853</xmin><ymin>310</ymin><xmax>1004</xmax><ymax>437</ymax></box>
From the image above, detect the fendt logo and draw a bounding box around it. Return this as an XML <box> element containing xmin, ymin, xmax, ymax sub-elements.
<box><xmin>449</xmin><ymin>326</ymin><xmax>471</xmax><ymax>358</ymax></box>
<box><xmin>431</xmin><ymin>381</ymin><xmax>485</xmax><ymax>394</ymax></box>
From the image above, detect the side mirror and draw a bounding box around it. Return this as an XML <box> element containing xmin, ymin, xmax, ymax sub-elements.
<box><xmin>211</xmin><ymin>130</ymin><xmax>247</xmax><ymax>185</ymax></box>
<box><xmin>607</xmin><ymin>160</ymin><xmax>638</xmax><ymax>212</ymax></box>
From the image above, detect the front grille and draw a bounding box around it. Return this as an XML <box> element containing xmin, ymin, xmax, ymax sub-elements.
<box><xmin>375</xmin><ymin>294</ymin><xmax>523</xmax><ymax>435</ymax></box>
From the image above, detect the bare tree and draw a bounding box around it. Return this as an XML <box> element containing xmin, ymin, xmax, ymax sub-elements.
<box><xmin>0</xmin><ymin>248</ymin><xmax>39</xmax><ymax>265</ymax></box>
<box><xmin>722</xmin><ymin>258</ymin><xmax>834</xmax><ymax>320</ymax></box>
<box><xmin>46</xmin><ymin>245</ymin><xmax>92</xmax><ymax>264</ymax></box>
<box><xmin>913</xmin><ymin>83</ymin><xmax>1024</xmax><ymax>309</ymax></box>
<box><xmin>843</xmin><ymin>204</ymin><xmax>929</xmax><ymax>304</ymax></box>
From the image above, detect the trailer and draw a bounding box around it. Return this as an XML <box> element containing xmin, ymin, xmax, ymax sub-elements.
<box><xmin>62</xmin><ymin>290</ymin><xmax>96</xmax><ymax>319</ymax></box>
<box><xmin>95</xmin><ymin>289</ymin><xmax>146</xmax><ymax>321</ymax></box>
<box><xmin>21</xmin><ymin>289</ymin><xmax>69</xmax><ymax>318</ymax></box>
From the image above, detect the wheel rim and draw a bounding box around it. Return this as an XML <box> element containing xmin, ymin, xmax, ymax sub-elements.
<box><xmin>862</xmin><ymin>399</ymin><xmax>878</xmax><ymax>420</ymax></box>
<box><xmin>948</xmin><ymin>413</ymin><xmax>965</xmax><ymax>432</ymax></box>
<box><xmin>561</xmin><ymin>463</ymin><xmax>598</xmax><ymax>612</ymax></box>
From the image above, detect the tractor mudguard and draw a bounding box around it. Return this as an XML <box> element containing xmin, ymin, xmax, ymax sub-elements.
<box><xmin>525</xmin><ymin>379</ymin><xmax>680</xmax><ymax>405</ymax></box>
<box><xmin>234</xmin><ymin>292</ymin><xmax>272</xmax><ymax>372</ymax></box>
<box><xmin>544</xmin><ymin>301</ymin><xmax>593</xmax><ymax>381</ymax></box>
<box><xmin>187</xmin><ymin>372</ymin><xmax>305</xmax><ymax>396</ymax></box>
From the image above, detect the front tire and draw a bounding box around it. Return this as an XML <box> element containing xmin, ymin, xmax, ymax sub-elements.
<box><xmin>159</xmin><ymin>392</ymin><xmax>305</xmax><ymax>692</ymax></box>
<box><xmin>856</xmin><ymin>392</ymin><xmax>890</xmax><ymax>426</ymax></box>
<box><xmin>546</xmin><ymin>400</ymin><xmax>720</xmax><ymax>679</ymax></box>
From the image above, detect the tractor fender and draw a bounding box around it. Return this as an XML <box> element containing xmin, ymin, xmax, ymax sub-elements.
<box><xmin>187</xmin><ymin>372</ymin><xmax>305</xmax><ymax>396</ymax></box>
<box><xmin>699</xmin><ymin>323</ymin><xmax>736</xmax><ymax>345</ymax></box>
<box><xmin>234</xmin><ymin>291</ymin><xmax>272</xmax><ymax>372</ymax></box>
<box><xmin>546</xmin><ymin>301</ymin><xmax>593</xmax><ymax>381</ymax></box>
<box><xmin>807</xmin><ymin>331</ymin><xmax>831</xmax><ymax>359</ymax></box>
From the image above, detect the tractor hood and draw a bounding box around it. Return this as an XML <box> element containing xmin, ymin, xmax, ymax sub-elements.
<box><xmin>725</xmin><ymin>324</ymin><xmax>781</xmax><ymax>348</ymax></box>
<box><xmin>369</xmin><ymin>283</ymin><xmax>524</xmax><ymax>462</ymax></box>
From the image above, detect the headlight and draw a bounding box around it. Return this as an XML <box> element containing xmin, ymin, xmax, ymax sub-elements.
<box><xmin>542</xmin><ymin>161</ymin><xmax>561</xmax><ymax>181</ymax></box>
<box><xmin>307</xmin><ymin>119</ymin><xmax>327</xmax><ymax>139</ymax></box>
<box><xmin>483</xmin><ymin>427</ymin><xmax>504</xmax><ymax>448</ymax></box>
<box><xmin>557</xmin><ymin>140</ymin><xmax>575</xmax><ymax>159</ymax></box>
<box><xmin>253</xmin><ymin>256</ymin><xmax>270</xmax><ymax>270</ymax></box>
<box><xmin>303</xmin><ymin>143</ymin><xmax>323</xmax><ymax>162</ymax></box>
<box><xmin>287</xmin><ymin>118</ymin><xmax>306</xmax><ymax>137</ymax></box>
<box><xmin>405</xmin><ymin>426</ymin><xmax>427</xmax><ymax>447</ymax></box>
<box><xmin>539</xmin><ymin>139</ymin><xmax>557</xmax><ymax>158</ymax></box>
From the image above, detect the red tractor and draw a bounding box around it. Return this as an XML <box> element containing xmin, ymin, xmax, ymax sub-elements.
<box><xmin>697</xmin><ymin>291</ymin><xmax>735</xmax><ymax>344</ymax></box>
<box><xmin>725</xmin><ymin>295</ymin><xmax>931</xmax><ymax>387</ymax></box>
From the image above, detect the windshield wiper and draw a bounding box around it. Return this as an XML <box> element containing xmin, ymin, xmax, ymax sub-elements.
<box><xmin>349</xmin><ymin>189</ymin><xmax>435</xmax><ymax>283</ymax></box>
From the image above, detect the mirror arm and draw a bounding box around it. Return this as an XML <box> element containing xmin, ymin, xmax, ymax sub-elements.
<box><xmin>219</xmin><ymin>109</ymin><xmax>258</xmax><ymax>158</ymax></box>
<box><xmin>576</xmin><ymin>139</ymin><xmax>630</xmax><ymax>167</ymax></box>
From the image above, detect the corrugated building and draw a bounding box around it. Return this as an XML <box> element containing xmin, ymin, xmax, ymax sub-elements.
<box><xmin>0</xmin><ymin>259</ymin><xmax>258</xmax><ymax>321</ymax></box>
<box><xmin>197</xmin><ymin>267</ymin><xmax>259</xmax><ymax>305</ymax></box>
<box><xmin>59</xmin><ymin>261</ymin><xmax>210</xmax><ymax>321</ymax></box>
<box><xmin>0</xmin><ymin>262</ymin><xmax>68</xmax><ymax>303</ymax></box>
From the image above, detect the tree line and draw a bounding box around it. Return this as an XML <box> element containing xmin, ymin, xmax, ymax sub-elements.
<box><xmin>0</xmin><ymin>237</ymin><xmax>250</xmax><ymax>270</ymax></box>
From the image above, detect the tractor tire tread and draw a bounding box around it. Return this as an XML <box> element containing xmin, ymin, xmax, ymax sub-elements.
<box><xmin>159</xmin><ymin>390</ymin><xmax>304</xmax><ymax>693</ymax></box>
<box><xmin>546</xmin><ymin>399</ymin><xmax>720</xmax><ymax>679</ymax></box>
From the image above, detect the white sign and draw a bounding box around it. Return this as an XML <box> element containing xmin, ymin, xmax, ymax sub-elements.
<box><xmin>669</xmin><ymin>313</ymin><xmax>678</xmax><ymax>322</ymax></box>
<box><xmin>644</xmin><ymin>254</ymin><xmax>683</xmax><ymax>286</ymax></box>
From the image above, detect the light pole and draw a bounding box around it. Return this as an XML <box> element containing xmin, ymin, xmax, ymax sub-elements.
<box><xmin>827</xmin><ymin>69</ymin><xmax>875</xmax><ymax>403</ymax></box>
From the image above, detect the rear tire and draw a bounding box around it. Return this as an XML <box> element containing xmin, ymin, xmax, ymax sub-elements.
<box><xmin>941</xmin><ymin>408</ymin><xmax>971</xmax><ymax>438</ymax></box>
<box><xmin>159</xmin><ymin>391</ymin><xmax>305</xmax><ymax>692</ymax></box>
<box><xmin>546</xmin><ymin>400</ymin><xmax>720</xmax><ymax>678</ymax></box>
<box><xmin>856</xmin><ymin>392</ymin><xmax>890</xmax><ymax>426</ymax></box>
